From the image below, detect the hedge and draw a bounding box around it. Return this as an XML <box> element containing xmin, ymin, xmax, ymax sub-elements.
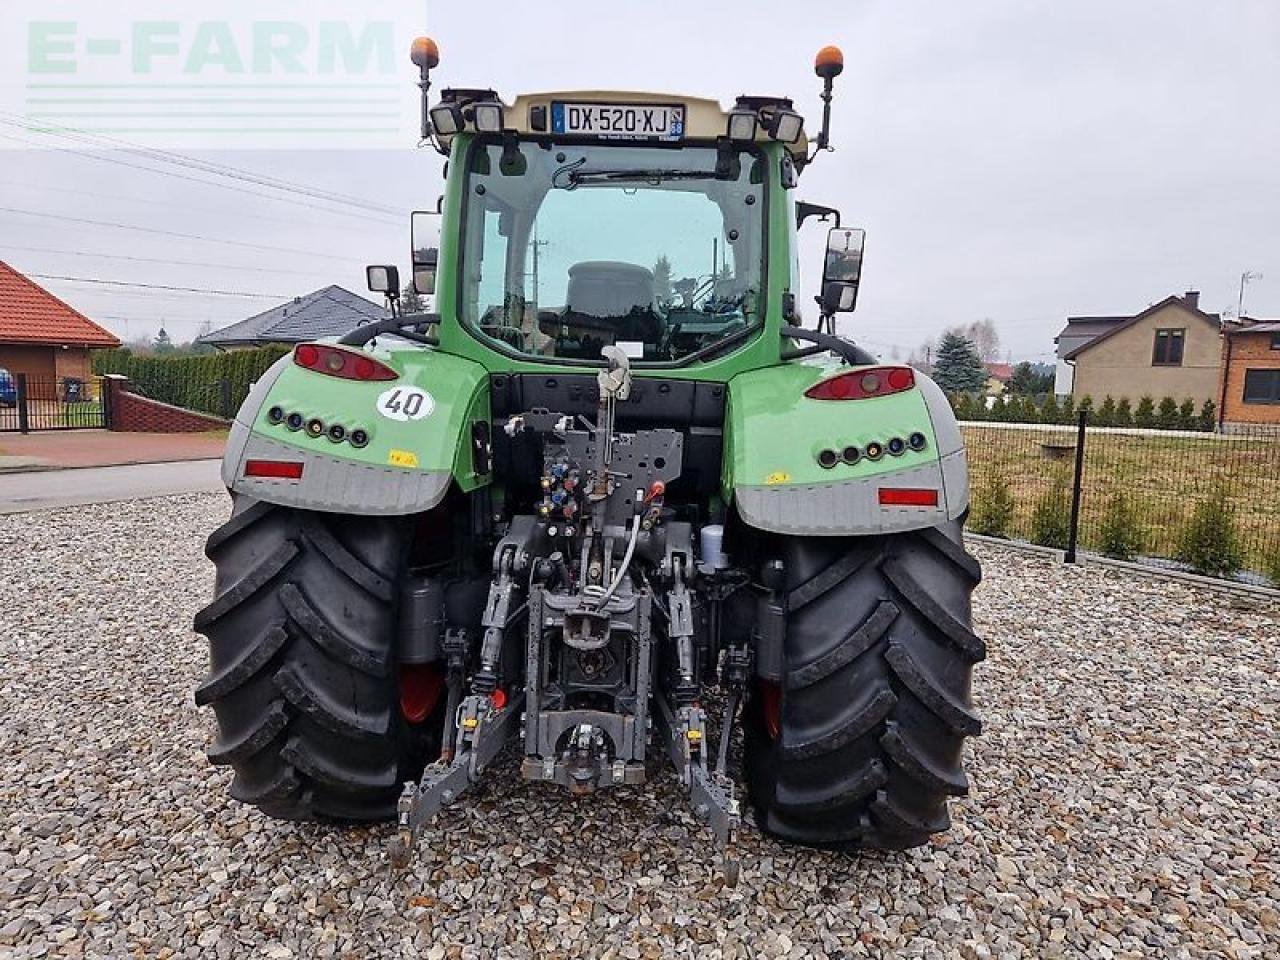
<box><xmin>93</xmin><ymin>346</ymin><xmax>289</xmax><ymax>418</ymax></box>
<box><xmin>949</xmin><ymin>392</ymin><xmax>1216</xmax><ymax>432</ymax></box>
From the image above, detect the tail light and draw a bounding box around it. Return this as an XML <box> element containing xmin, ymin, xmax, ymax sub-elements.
<box><xmin>805</xmin><ymin>365</ymin><xmax>915</xmax><ymax>401</ymax></box>
<box><xmin>294</xmin><ymin>344</ymin><xmax>397</xmax><ymax>381</ymax></box>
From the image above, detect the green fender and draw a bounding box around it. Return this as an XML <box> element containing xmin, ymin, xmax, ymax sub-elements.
<box><xmin>722</xmin><ymin>363</ymin><xmax>969</xmax><ymax>536</ymax></box>
<box><xmin>221</xmin><ymin>342</ymin><xmax>491</xmax><ymax>514</ymax></box>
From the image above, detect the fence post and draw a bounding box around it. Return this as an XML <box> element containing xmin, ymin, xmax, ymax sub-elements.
<box><xmin>15</xmin><ymin>374</ymin><xmax>29</xmax><ymax>434</ymax></box>
<box><xmin>218</xmin><ymin>378</ymin><xmax>233</xmax><ymax>420</ymax></box>
<box><xmin>1065</xmin><ymin>408</ymin><xmax>1088</xmax><ymax>563</ymax></box>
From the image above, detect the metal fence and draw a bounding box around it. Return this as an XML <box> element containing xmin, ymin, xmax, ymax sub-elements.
<box><xmin>963</xmin><ymin>415</ymin><xmax>1280</xmax><ymax>587</ymax></box>
<box><xmin>0</xmin><ymin>375</ymin><xmax>107</xmax><ymax>432</ymax></box>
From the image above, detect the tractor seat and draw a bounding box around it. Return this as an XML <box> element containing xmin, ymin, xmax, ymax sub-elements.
<box><xmin>564</xmin><ymin>261</ymin><xmax>661</xmax><ymax>345</ymax></box>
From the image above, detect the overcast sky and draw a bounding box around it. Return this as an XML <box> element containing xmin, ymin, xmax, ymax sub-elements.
<box><xmin>1</xmin><ymin>0</ymin><xmax>1277</xmax><ymax>361</ymax></box>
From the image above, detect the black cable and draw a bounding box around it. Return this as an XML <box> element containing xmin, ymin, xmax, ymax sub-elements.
<box><xmin>28</xmin><ymin>274</ymin><xmax>285</xmax><ymax>299</ymax></box>
<box><xmin>0</xmin><ymin>206</ymin><xmax>356</xmax><ymax>262</ymax></box>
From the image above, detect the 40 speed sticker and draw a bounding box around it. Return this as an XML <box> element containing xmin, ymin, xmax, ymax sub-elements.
<box><xmin>376</xmin><ymin>385</ymin><xmax>434</xmax><ymax>421</ymax></box>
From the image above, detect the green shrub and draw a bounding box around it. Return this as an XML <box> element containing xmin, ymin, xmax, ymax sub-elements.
<box><xmin>1198</xmin><ymin>399</ymin><xmax>1217</xmax><ymax>432</ymax></box>
<box><xmin>1176</xmin><ymin>488</ymin><xmax>1244</xmax><ymax>577</ymax></box>
<box><xmin>1076</xmin><ymin>395</ymin><xmax>1094</xmax><ymax>423</ymax></box>
<box><xmin>1156</xmin><ymin>396</ymin><xmax>1180</xmax><ymax>430</ymax></box>
<box><xmin>1099</xmin><ymin>491</ymin><xmax>1144</xmax><ymax>561</ymax></box>
<box><xmin>1095</xmin><ymin>396</ymin><xmax>1116</xmax><ymax>427</ymax></box>
<box><xmin>1040</xmin><ymin>393</ymin><xmax>1060</xmax><ymax>424</ymax></box>
<box><xmin>1114</xmin><ymin>397</ymin><xmax>1133</xmax><ymax>428</ymax></box>
<box><xmin>1177</xmin><ymin>398</ymin><xmax>1197</xmax><ymax>430</ymax></box>
<box><xmin>1134</xmin><ymin>396</ymin><xmax>1156</xmax><ymax>428</ymax></box>
<box><xmin>1030</xmin><ymin>471</ymin><xmax>1072</xmax><ymax>549</ymax></box>
<box><xmin>969</xmin><ymin>471</ymin><xmax>1016</xmax><ymax>538</ymax></box>
<box><xmin>1060</xmin><ymin>395</ymin><xmax>1075</xmax><ymax>424</ymax></box>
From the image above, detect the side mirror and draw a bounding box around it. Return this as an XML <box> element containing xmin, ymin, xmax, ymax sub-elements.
<box><xmin>366</xmin><ymin>264</ymin><xmax>399</xmax><ymax>295</ymax></box>
<box><xmin>411</xmin><ymin>210</ymin><xmax>442</xmax><ymax>295</ymax></box>
<box><xmin>820</xmin><ymin>226</ymin><xmax>865</xmax><ymax>314</ymax></box>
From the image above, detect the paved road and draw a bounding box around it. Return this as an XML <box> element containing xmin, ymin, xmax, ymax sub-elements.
<box><xmin>0</xmin><ymin>459</ymin><xmax>224</xmax><ymax>514</ymax></box>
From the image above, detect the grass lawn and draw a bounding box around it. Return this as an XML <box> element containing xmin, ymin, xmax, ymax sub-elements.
<box><xmin>58</xmin><ymin>402</ymin><xmax>106</xmax><ymax>428</ymax></box>
<box><xmin>962</xmin><ymin>424</ymin><xmax>1280</xmax><ymax>575</ymax></box>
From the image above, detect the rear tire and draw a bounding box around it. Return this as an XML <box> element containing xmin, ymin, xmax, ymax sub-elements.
<box><xmin>194</xmin><ymin>495</ymin><xmax>439</xmax><ymax>822</ymax></box>
<box><xmin>743</xmin><ymin>521</ymin><xmax>983</xmax><ymax>849</ymax></box>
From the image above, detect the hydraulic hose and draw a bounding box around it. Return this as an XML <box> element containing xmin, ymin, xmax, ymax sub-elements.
<box><xmin>589</xmin><ymin>508</ymin><xmax>642</xmax><ymax>610</ymax></box>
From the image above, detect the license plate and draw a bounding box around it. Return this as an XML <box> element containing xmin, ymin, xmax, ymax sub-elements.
<box><xmin>551</xmin><ymin>102</ymin><xmax>684</xmax><ymax>141</ymax></box>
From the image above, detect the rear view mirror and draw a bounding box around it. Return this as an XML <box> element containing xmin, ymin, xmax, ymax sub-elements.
<box><xmin>820</xmin><ymin>226</ymin><xmax>865</xmax><ymax>314</ymax></box>
<box><xmin>366</xmin><ymin>264</ymin><xmax>399</xmax><ymax>294</ymax></box>
<box><xmin>411</xmin><ymin>210</ymin><xmax>442</xmax><ymax>295</ymax></box>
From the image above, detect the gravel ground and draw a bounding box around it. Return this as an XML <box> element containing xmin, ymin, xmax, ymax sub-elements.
<box><xmin>1</xmin><ymin>492</ymin><xmax>1277</xmax><ymax>959</ymax></box>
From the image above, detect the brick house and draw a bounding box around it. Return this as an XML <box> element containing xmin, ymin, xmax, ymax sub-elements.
<box><xmin>1218</xmin><ymin>319</ymin><xmax>1280</xmax><ymax>432</ymax></box>
<box><xmin>0</xmin><ymin>261</ymin><xmax>120</xmax><ymax>399</ymax></box>
<box><xmin>1059</xmin><ymin>291</ymin><xmax>1222</xmax><ymax>406</ymax></box>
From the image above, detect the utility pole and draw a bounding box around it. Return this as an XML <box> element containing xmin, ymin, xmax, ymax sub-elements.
<box><xmin>527</xmin><ymin>225</ymin><xmax>548</xmax><ymax>311</ymax></box>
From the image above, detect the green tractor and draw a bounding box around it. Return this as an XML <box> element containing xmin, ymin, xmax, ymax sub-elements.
<box><xmin>194</xmin><ymin>38</ymin><xmax>982</xmax><ymax>877</ymax></box>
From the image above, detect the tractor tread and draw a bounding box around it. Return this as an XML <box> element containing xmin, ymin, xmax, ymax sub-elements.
<box><xmin>775</xmin><ymin>758</ymin><xmax>888</xmax><ymax>812</ymax></box>
<box><xmin>881</xmin><ymin>720</ymin><xmax>970</xmax><ymax>796</ymax></box>
<box><xmin>279</xmin><ymin>583</ymin><xmax>388</xmax><ymax>677</ymax></box>
<box><xmin>194</xmin><ymin>624</ymin><xmax>289</xmax><ymax>707</ymax></box>
<box><xmin>870</xmin><ymin>788</ymin><xmax>951</xmax><ymax>837</ymax></box>
<box><xmin>300</xmin><ymin>521</ymin><xmax>395</xmax><ymax>602</ymax></box>
<box><xmin>883</xmin><ymin>556</ymin><xmax>987</xmax><ymax>662</ymax></box>
<box><xmin>230</xmin><ymin>765</ymin><xmax>300</xmax><ymax>805</ymax></box>
<box><xmin>786</xmin><ymin>548</ymin><xmax>878</xmax><ymax>612</ymax></box>
<box><xmin>917</xmin><ymin>526</ymin><xmax>983</xmax><ymax>585</ymax></box>
<box><xmin>204</xmin><ymin>499</ymin><xmax>277</xmax><ymax>557</ymax></box>
<box><xmin>274</xmin><ymin>662</ymin><xmax>389</xmax><ymax>739</ymax></box>
<box><xmin>781</xmin><ymin>688</ymin><xmax>896</xmax><ymax>760</ymax></box>
<box><xmin>192</xmin><ymin>540</ymin><xmax>298</xmax><ymax>632</ymax></box>
<box><xmin>885</xmin><ymin>642</ymin><xmax>982</xmax><ymax>736</ymax></box>
<box><xmin>206</xmin><ymin>700</ymin><xmax>287</xmax><ymax>765</ymax></box>
<box><xmin>281</xmin><ymin>736</ymin><xmax>398</xmax><ymax>791</ymax></box>
<box><xmin>787</xmin><ymin>601</ymin><xmax>899</xmax><ymax>690</ymax></box>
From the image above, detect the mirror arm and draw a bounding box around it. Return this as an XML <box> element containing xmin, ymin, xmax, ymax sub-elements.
<box><xmin>795</xmin><ymin>201</ymin><xmax>842</xmax><ymax>230</ymax></box>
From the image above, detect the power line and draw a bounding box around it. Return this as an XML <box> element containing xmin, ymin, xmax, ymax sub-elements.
<box><xmin>1</xmin><ymin>115</ymin><xmax>402</xmax><ymax>217</ymax></box>
<box><xmin>0</xmin><ymin>244</ymin><xmax>340</xmax><ymax>278</ymax></box>
<box><xmin>0</xmin><ymin>205</ymin><xmax>356</xmax><ymax>262</ymax></box>
<box><xmin>0</xmin><ymin>130</ymin><xmax>402</xmax><ymax>228</ymax></box>
<box><xmin>29</xmin><ymin>274</ymin><xmax>286</xmax><ymax>299</ymax></box>
<box><xmin>0</xmin><ymin>179</ymin><xmax>395</xmax><ymax>232</ymax></box>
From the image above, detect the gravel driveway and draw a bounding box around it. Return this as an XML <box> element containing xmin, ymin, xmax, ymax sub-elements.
<box><xmin>1</xmin><ymin>493</ymin><xmax>1276</xmax><ymax>958</ymax></box>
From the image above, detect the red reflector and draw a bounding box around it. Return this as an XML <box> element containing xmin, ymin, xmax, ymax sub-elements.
<box><xmin>878</xmin><ymin>487</ymin><xmax>939</xmax><ymax>506</ymax></box>
<box><xmin>491</xmin><ymin>687</ymin><xmax>508</xmax><ymax>710</ymax></box>
<box><xmin>293</xmin><ymin>343</ymin><xmax>397</xmax><ymax>381</ymax></box>
<box><xmin>399</xmin><ymin>663</ymin><xmax>445</xmax><ymax>724</ymax></box>
<box><xmin>806</xmin><ymin>365</ymin><xmax>915</xmax><ymax>401</ymax></box>
<box><xmin>244</xmin><ymin>459</ymin><xmax>304</xmax><ymax>480</ymax></box>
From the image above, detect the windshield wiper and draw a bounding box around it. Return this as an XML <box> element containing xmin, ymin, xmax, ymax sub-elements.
<box><xmin>559</xmin><ymin>168</ymin><xmax>718</xmax><ymax>189</ymax></box>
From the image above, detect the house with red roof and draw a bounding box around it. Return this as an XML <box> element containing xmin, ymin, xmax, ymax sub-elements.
<box><xmin>0</xmin><ymin>261</ymin><xmax>120</xmax><ymax>399</ymax></box>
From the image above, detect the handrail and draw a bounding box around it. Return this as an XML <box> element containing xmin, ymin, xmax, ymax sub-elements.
<box><xmin>779</xmin><ymin>326</ymin><xmax>877</xmax><ymax>365</ymax></box>
<box><xmin>338</xmin><ymin>313</ymin><xmax>441</xmax><ymax>347</ymax></box>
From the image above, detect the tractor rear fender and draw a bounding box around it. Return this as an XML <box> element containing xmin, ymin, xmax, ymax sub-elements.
<box><xmin>722</xmin><ymin>364</ymin><xmax>968</xmax><ymax>536</ymax></box>
<box><xmin>221</xmin><ymin>344</ymin><xmax>491</xmax><ymax>514</ymax></box>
